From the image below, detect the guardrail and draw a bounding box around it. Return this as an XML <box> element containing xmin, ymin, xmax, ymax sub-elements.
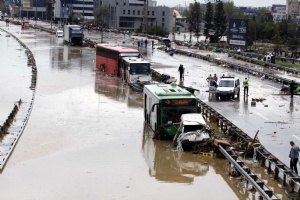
<box><xmin>219</xmin><ymin>145</ymin><xmax>281</xmax><ymax>200</ymax></box>
<box><xmin>173</xmin><ymin>48</ymin><xmax>299</xmax><ymax>86</ymax></box>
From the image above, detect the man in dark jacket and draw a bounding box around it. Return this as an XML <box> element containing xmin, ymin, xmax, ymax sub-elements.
<box><xmin>290</xmin><ymin>80</ymin><xmax>295</xmax><ymax>98</ymax></box>
<box><xmin>178</xmin><ymin>64</ymin><xmax>184</xmax><ymax>81</ymax></box>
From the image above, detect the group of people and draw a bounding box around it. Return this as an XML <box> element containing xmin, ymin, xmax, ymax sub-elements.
<box><xmin>137</xmin><ymin>39</ymin><xmax>155</xmax><ymax>49</ymax></box>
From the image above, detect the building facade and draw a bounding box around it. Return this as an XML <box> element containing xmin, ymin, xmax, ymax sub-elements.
<box><xmin>272</xmin><ymin>4</ymin><xmax>286</xmax><ymax>23</ymax></box>
<box><xmin>286</xmin><ymin>0</ymin><xmax>300</xmax><ymax>18</ymax></box>
<box><xmin>98</xmin><ymin>0</ymin><xmax>173</xmax><ymax>32</ymax></box>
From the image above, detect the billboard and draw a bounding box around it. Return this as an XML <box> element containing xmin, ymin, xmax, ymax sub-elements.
<box><xmin>22</xmin><ymin>0</ymin><xmax>31</xmax><ymax>8</ymax></box>
<box><xmin>228</xmin><ymin>19</ymin><xmax>248</xmax><ymax>47</ymax></box>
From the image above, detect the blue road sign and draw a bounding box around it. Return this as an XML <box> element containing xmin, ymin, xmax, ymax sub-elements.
<box><xmin>228</xmin><ymin>19</ymin><xmax>248</xmax><ymax>47</ymax></box>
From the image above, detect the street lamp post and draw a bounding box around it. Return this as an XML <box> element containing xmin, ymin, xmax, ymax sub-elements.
<box><xmin>83</xmin><ymin>0</ymin><xmax>85</xmax><ymax>24</ymax></box>
<box><xmin>35</xmin><ymin>0</ymin><xmax>37</xmax><ymax>26</ymax></box>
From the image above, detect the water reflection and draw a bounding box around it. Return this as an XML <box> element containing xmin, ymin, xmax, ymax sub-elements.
<box><xmin>94</xmin><ymin>71</ymin><xmax>143</xmax><ymax>108</ymax></box>
<box><xmin>142</xmin><ymin>124</ymin><xmax>209</xmax><ymax>183</ymax></box>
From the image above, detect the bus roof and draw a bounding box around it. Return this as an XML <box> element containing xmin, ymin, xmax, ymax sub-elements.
<box><xmin>122</xmin><ymin>57</ymin><xmax>149</xmax><ymax>64</ymax></box>
<box><xmin>144</xmin><ymin>83</ymin><xmax>197</xmax><ymax>99</ymax></box>
<box><xmin>96</xmin><ymin>44</ymin><xmax>139</xmax><ymax>53</ymax></box>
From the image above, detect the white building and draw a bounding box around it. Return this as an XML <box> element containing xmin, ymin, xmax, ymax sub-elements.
<box><xmin>100</xmin><ymin>0</ymin><xmax>174</xmax><ymax>32</ymax></box>
<box><xmin>272</xmin><ymin>7</ymin><xmax>286</xmax><ymax>23</ymax></box>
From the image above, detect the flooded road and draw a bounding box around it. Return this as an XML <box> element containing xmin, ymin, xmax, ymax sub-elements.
<box><xmin>0</xmin><ymin>22</ymin><xmax>268</xmax><ymax>199</ymax></box>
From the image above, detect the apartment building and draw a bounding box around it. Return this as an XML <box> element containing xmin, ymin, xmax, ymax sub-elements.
<box><xmin>99</xmin><ymin>0</ymin><xmax>174</xmax><ymax>32</ymax></box>
<box><xmin>286</xmin><ymin>0</ymin><xmax>300</xmax><ymax>18</ymax></box>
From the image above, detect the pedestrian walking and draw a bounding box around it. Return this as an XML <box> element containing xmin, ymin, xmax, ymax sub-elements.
<box><xmin>289</xmin><ymin>141</ymin><xmax>299</xmax><ymax>174</ymax></box>
<box><xmin>243</xmin><ymin>77</ymin><xmax>249</xmax><ymax>97</ymax></box>
<box><xmin>178</xmin><ymin>64</ymin><xmax>184</xmax><ymax>81</ymax></box>
<box><xmin>152</xmin><ymin>40</ymin><xmax>154</xmax><ymax>49</ymax></box>
<box><xmin>89</xmin><ymin>24</ymin><xmax>93</xmax><ymax>32</ymax></box>
<box><xmin>290</xmin><ymin>80</ymin><xmax>295</xmax><ymax>98</ymax></box>
<box><xmin>145</xmin><ymin>39</ymin><xmax>148</xmax><ymax>47</ymax></box>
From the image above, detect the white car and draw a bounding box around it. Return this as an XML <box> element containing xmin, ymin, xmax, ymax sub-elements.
<box><xmin>216</xmin><ymin>76</ymin><xmax>240</xmax><ymax>99</ymax></box>
<box><xmin>56</xmin><ymin>30</ymin><xmax>64</xmax><ymax>37</ymax></box>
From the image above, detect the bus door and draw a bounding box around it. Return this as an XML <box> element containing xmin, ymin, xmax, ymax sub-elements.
<box><xmin>150</xmin><ymin>102</ymin><xmax>159</xmax><ymax>131</ymax></box>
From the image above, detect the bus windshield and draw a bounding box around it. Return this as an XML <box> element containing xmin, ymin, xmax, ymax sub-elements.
<box><xmin>130</xmin><ymin>63</ymin><xmax>150</xmax><ymax>75</ymax></box>
<box><xmin>161</xmin><ymin>106</ymin><xmax>197</xmax><ymax>125</ymax></box>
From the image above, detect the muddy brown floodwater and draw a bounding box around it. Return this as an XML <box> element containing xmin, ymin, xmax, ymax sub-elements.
<box><xmin>0</xmin><ymin>22</ymin><xmax>290</xmax><ymax>199</ymax></box>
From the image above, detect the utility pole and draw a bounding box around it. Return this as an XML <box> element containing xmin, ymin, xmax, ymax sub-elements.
<box><xmin>83</xmin><ymin>0</ymin><xmax>85</xmax><ymax>24</ymax></box>
<box><xmin>142</xmin><ymin>0</ymin><xmax>148</xmax><ymax>33</ymax></box>
<box><xmin>35</xmin><ymin>0</ymin><xmax>37</xmax><ymax>26</ymax></box>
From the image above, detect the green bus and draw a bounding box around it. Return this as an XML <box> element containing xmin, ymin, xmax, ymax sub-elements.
<box><xmin>143</xmin><ymin>83</ymin><xmax>200</xmax><ymax>139</ymax></box>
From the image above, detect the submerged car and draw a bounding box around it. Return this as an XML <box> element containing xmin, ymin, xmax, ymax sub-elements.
<box><xmin>173</xmin><ymin>113</ymin><xmax>211</xmax><ymax>151</ymax></box>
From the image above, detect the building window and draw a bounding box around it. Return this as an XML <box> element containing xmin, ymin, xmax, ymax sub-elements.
<box><xmin>123</xmin><ymin>10</ymin><xmax>125</xmax><ymax>14</ymax></box>
<box><xmin>150</xmin><ymin>23</ymin><xmax>153</xmax><ymax>26</ymax></box>
<box><xmin>128</xmin><ymin>10</ymin><xmax>130</xmax><ymax>14</ymax></box>
<box><xmin>162</xmin><ymin>23</ymin><xmax>164</xmax><ymax>27</ymax></box>
<box><xmin>116</xmin><ymin>2</ymin><xmax>118</xmax><ymax>5</ymax></box>
<box><xmin>148</xmin><ymin>11</ymin><xmax>149</xmax><ymax>15</ymax></box>
<box><xmin>163</xmin><ymin>11</ymin><xmax>165</xmax><ymax>16</ymax></box>
<box><xmin>138</xmin><ymin>10</ymin><xmax>140</xmax><ymax>15</ymax></box>
<box><xmin>152</xmin><ymin>11</ymin><xmax>154</xmax><ymax>16</ymax></box>
<box><xmin>133</xmin><ymin>10</ymin><xmax>135</xmax><ymax>15</ymax></box>
<box><xmin>162</xmin><ymin>18</ymin><xmax>164</xmax><ymax>22</ymax></box>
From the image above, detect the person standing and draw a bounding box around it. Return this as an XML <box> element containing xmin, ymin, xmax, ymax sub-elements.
<box><xmin>206</xmin><ymin>74</ymin><xmax>213</xmax><ymax>82</ymax></box>
<box><xmin>178</xmin><ymin>64</ymin><xmax>184</xmax><ymax>81</ymax></box>
<box><xmin>137</xmin><ymin>40</ymin><xmax>140</xmax><ymax>49</ymax></box>
<box><xmin>213</xmin><ymin>74</ymin><xmax>218</xmax><ymax>82</ymax></box>
<box><xmin>145</xmin><ymin>39</ymin><xmax>148</xmax><ymax>47</ymax></box>
<box><xmin>289</xmin><ymin>141</ymin><xmax>299</xmax><ymax>174</ymax></box>
<box><xmin>290</xmin><ymin>80</ymin><xmax>295</xmax><ymax>98</ymax></box>
<box><xmin>151</xmin><ymin>40</ymin><xmax>154</xmax><ymax>49</ymax></box>
<box><xmin>243</xmin><ymin>77</ymin><xmax>249</xmax><ymax>97</ymax></box>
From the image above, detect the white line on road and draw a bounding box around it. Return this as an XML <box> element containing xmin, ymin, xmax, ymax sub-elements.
<box><xmin>253</xmin><ymin>111</ymin><xmax>269</xmax><ymax>120</ymax></box>
<box><xmin>266</xmin><ymin>85</ymin><xmax>278</xmax><ymax>90</ymax></box>
<box><xmin>293</xmin><ymin>135</ymin><xmax>300</xmax><ymax>140</ymax></box>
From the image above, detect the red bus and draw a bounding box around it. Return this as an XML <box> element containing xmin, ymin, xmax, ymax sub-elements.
<box><xmin>96</xmin><ymin>44</ymin><xmax>141</xmax><ymax>77</ymax></box>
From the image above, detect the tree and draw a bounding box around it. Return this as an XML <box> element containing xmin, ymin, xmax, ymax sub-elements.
<box><xmin>190</xmin><ymin>1</ymin><xmax>202</xmax><ymax>42</ymax></box>
<box><xmin>223</xmin><ymin>2</ymin><xmax>243</xmax><ymax>20</ymax></box>
<box><xmin>69</xmin><ymin>12</ymin><xmax>83</xmax><ymax>25</ymax></box>
<box><xmin>213</xmin><ymin>1</ymin><xmax>227</xmax><ymax>44</ymax></box>
<box><xmin>93</xmin><ymin>5</ymin><xmax>109</xmax><ymax>28</ymax></box>
<box><xmin>204</xmin><ymin>2</ymin><xmax>213</xmax><ymax>41</ymax></box>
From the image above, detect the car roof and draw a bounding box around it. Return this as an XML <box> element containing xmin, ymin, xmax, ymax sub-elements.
<box><xmin>180</xmin><ymin>113</ymin><xmax>207</xmax><ymax>126</ymax></box>
<box><xmin>220</xmin><ymin>77</ymin><xmax>239</xmax><ymax>81</ymax></box>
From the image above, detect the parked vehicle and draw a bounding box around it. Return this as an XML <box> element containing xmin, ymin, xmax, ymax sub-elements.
<box><xmin>64</xmin><ymin>25</ymin><xmax>84</xmax><ymax>46</ymax></box>
<box><xmin>143</xmin><ymin>83</ymin><xmax>200</xmax><ymax>139</ymax></box>
<box><xmin>162</xmin><ymin>38</ymin><xmax>171</xmax><ymax>47</ymax></box>
<box><xmin>56</xmin><ymin>30</ymin><xmax>64</xmax><ymax>37</ymax></box>
<box><xmin>173</xmin><ymin>113</ymin><xmax>212</xmax><ymax>151</ymax></box>
<box><xmin>215</xmin><ymin>76</ymin><xmax>240</xmax><ymax>99</ymax></box>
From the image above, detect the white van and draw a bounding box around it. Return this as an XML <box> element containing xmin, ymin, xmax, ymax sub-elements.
<box><xmin>56</xmin><ymin>30</ymin><xmax>64</xmax><ymax>37</ymax></box>
<box><xmin>215</xmin><ymin>77</ymin><xmax>240</xmax><ymax>99</ymax></box>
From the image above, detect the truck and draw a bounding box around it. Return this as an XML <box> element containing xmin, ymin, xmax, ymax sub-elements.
<box><xmin>64</xmin><ymin>25</ymin><xmax>84</xmax><ymax>46</ymax></box>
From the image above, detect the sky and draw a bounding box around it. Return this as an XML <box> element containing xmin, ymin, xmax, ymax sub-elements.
<box><xmin>156</xmin><ymin>0</ymin><xmax>286</xmax><ymax>8</ymax></box>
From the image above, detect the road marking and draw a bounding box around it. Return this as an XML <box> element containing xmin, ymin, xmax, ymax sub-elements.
<box><xmin>253</xmin><ymin>111</ymin><xmax>269</xmax><ymax>120</ymax></box>
<box><xmin>266</xmin><ymin>85</ymin><xmax>278</xmax><ymax>90</ymax></box>
<box><xmin>293</xmin><ymin>135</ymin><xmax>300</xmax><ymax>140</ymax></box>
